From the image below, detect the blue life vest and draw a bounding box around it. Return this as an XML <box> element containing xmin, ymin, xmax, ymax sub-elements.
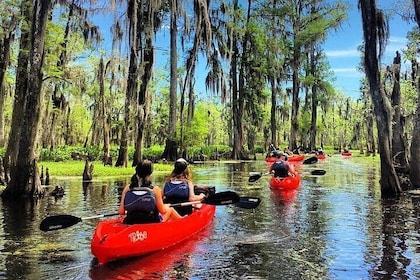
<box><xmin>164</xmin><ymin>180</ymin><xmax>190</xmax><ymax>200</ymax></box>
<box><xmin>164</xmin><ymin>180</ymin><xmax>192</xmax><ymax>216</ymax></box>
<box><xmin>124</xmin><ymin>187</ymin><xmax>156</xmax><ymax>213</ymax></box>
<box><xmin>272</xmin><ymin>161</ymin><xmax>288</xmax><ymax>177</ymax></box>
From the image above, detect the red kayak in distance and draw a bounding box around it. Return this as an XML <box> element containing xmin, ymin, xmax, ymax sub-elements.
<box><xmin>316</xmin><ymin>153</ymin><xmax>326</xmax><ymax>160</ymax></box>
<box><xmin>287</xmin><ymin>154</ymin><xmax>305</xmax><ymax>162</ymax></box>
<box><xmin>91</xmin><ymin>204</ymin><xmax>216</xmax><ymax>265</ymax></box>
<box><xmin>265</xmin><ymin>157</ymin><xmax>277</xmax><ymax>163</ymax></box>
<box><xmin>269</xmin><ymin>173</ymin><xmax>301</xmax><ymax>190</ymax></box>
<box><xmin>341</xmin><ymin>151</ymin><xmax>352</xmax><ymax>157</ymax></box>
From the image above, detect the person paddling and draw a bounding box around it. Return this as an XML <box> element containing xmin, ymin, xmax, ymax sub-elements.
<box><xmin>163</xmin><ymin>158</ymin><xmax>206</xmax><ymax>216</ymax></box>
<box><xmin>269</xmin><ymin>151</ymin><xmax>296</xmax><ymax>178</ymax></box>
<box><xmin>119</xmin><ymin>159</ymin><xmax>182</xmax><ymax>224</ymax></box>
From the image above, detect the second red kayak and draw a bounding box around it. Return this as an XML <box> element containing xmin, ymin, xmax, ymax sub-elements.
<box><xmin>287</xmin><ymin>154</ymin><xmax>305</xmax><ymax>162</ymax></box>
<box><xmin>269</xmin><ymin>173</ymin><xmax>301</xmax><ymax>189</ymax></box>
<box><xmin>91</xmin><ymin>204</ymin><xmax>216</xmax><ymax>265</ymax></box>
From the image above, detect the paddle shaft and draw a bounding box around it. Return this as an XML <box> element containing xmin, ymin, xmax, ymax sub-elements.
<box><xmin>40</xmin><ymin>192</ymin><xmax>260</xmax><ymax>231</ymax></box>
<box><xmin>81</xmin><ymin>213</ymin><xmax>119</xmax><ymax>221</ymax></box>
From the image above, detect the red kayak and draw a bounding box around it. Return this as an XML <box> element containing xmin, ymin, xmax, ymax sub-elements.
<box><xmin>265</xmin><ymin>157</ymin><xmax>276</xmax><ymax>163</ymax></box>
<box><xmin>91</xmin><ymin>204</ymin><xmax>216</xmax><ymax>265</ymax></box>
<box><xmin>269</xmin><ymin>173</ymin><xmax>301</xmax><ymax>189</ymax></box>
<box><xmin>287</xmin><ymin>154</ymin><xmax>304</xmax><ymax>162</ymax></box>
<box><xmin>316</xmin><ymin>153</ymin><xmax>326</xmax><ymax>160</ymax></box>
<box><xmin>341</xmin><ymin>152</ymin><xmax>352</xmax><ymax>157</ymax></box>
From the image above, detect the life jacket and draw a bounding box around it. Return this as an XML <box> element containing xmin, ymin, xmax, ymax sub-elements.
<box><xmin>164</xmin><ymin>180</ymin><xmax>190</xmax><ymax>202</ymax></box>
<box><xmin>272</xmin><ymin>161</ymin><xmax>288</xmax><ymax>177</ymax></box>
<box><xmin>124</xmin><ymin>186</ymin><xmax>156</xmax><ymax>213</ymax></box>
<box><xmin>164</xmin><ymin>180</ymin><xmax>191</xmax><ymax>216</ymax></box>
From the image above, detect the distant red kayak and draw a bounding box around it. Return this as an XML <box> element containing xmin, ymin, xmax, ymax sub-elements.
<box><xmin>316</xmin><ymin>153</ymin><xmax>326</xmax><ymax>160</ymax></box>
<box><xmin>265</xmin><ymin>157</ymin><xmax>277</xmax><ymax>163</ymax></box>
<box><xmin>287</xmin><ymin>154</ymin><xmax>305</xmax><ymax>162</ymax></box>
<box><xmin>91</xmin><ymin>204</ymin><xmax>216</xmax><ymax>265</ymax></box>
<box><xmin>269</xmin><ymin>173</ymin><xmax>301</xmax><ymax>189</ymax></box>
<box><xmin>341</xmin><ymin>152</ymin><xmax>352</xmax><ymax>157</ymax></box>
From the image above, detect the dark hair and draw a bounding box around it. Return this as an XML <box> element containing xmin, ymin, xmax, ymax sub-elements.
<box><xmin>130</xmin><ymin>160</ymin><xmax>153</xmax><ymax>189</ymax></box>
<box><xmin>166</xmin><ymin>158</ymin><xmax>191</xmax><ymax>182</ymax></box>
<box><xmin>174</xmin><ymin>162</ymin><xmax>187</xmax><ymax>174</ymax></box>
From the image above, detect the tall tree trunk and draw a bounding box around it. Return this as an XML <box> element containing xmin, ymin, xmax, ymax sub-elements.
<box><xmin>133</xmin><ymin>7</ymin><xmax>155</xmax><ymax>165</ymax></box>
<box><xmin>390</xmin><ymin>51</ymin><xmax>408</xmax><ymax>169</ymax></box>
<box><xmin>290</xmin><ymin>44</ymin><xmax>300</xmax><ymax>150</ymax></box>
<box><xmin>2</xmin><ymin>0</ymin><xmax>52</xmax><ymax>199</ymax></box>
<box><xmin>270</xmin><ymin>78</ymin><xmax>277</xmax><ymax>147</ymax></box>
<box><xmin>409</xmin><ymin>0</ymin><xmax>420</xmax><ymax>188</ymax></box>
<box><xmin>360</xmin><ymin>0</ymin><xmax>401</xmax><ymax>197</ymax></box>
<box><xmin>98</xmin><ymin>57</ymin><xmax>111</xmax><ymax>165</ymax></box>
<box><xmin>309</xmin><ymin>47</ymin><xmax>317</xmax><ymax>151</ymax></box>
<box><xmin>231</xmin><ymin>0</ymin><xmax>245</xmax><ymax>160</ymax></box>
<box><xmin>162</xmin><ymin>0</ymin><xmax>179</xmax><ymax>161</ymax></box>
<box><xmin>115</xmin><ymin>0</ymin><xmax>138</xmax><ymax>167</ymax></box>
<box><xmin>4</xmin><ymin>0</ymin><xmax>32</xmax><ymax>184</ymax></box>
<box><xmin>0</xmin><ymin>32</ymin><xmax>13</xmax><ymax>147</ymax></box>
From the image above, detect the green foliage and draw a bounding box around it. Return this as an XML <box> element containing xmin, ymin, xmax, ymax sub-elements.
<box><xmin>143</xmin><ymin>145</ymin><xmax>165</xmax><ymax>159</ymax></box>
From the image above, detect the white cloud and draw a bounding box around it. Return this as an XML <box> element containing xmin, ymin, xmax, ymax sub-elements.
<box><xmin>332</xmin><ymin>67</ymin><xmax>358</xmax><ymax>73</ymax></box>
<box><xmin>325</xmin><ymin>49</ymin><xmax>360</xmax><ymax>57</ymax></box>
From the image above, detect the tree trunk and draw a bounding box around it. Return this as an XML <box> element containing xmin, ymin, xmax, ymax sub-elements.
<box><xmin>390</xmin><ymin>51</ymin><xmax>408</xmax><ymax>169</ymax></box>
<box><xmin>133</xmin><ymin>29</ymin><xmax>154</xmax><ymax>165</ymax></box>
<box><xmin>0</xmin><ymin>32</ymin><xmax>13</xmax><ymax>148</ymax></box>
<box><xmin>270</xmin><ymin>78</ymin><xmax>277</xmax><ymax>147</ymax></box>
<box><xmin>2</xmin><ymin>0</ymin><xmax>52</xmax><ymax>199</ymax></box>
<box><xmin>162</xmin><ymin>0</ymin><xmax>179</xmax><ymax>161</ymax></box>
<box><xmin>115</xmin><ymin>0</ymin><xmax>138</xmax><ymax>167</ymax></box>
<box><xmin>4</xmin><ymin>1</ymin><xmax>32</xmax><ymax>183</ymax></box>
<box><xmin>309</xmin><ymin>47</ymin><xmax>318</xmax><ymax>151</ymax></box>
<box><xmin>360</xmin><ymin>0</ymin><xmax>401</xmax><ymax>197</ymax></box>
<box><xmin>98</xmin><ymin>57</ymin><xmax>111</xmax><ymax>165</ymax></box>
<box><xmin>409</xmin><ymin>0</ymin><xmax>420</xmax><ymax>188</ymax></box>
<box><xmin>289</xmin><ymin>47</ymin><xmax>300</xmax><ymax>150</ymax></box>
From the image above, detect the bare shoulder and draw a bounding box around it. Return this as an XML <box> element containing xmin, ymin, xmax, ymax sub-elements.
<box><xmin>153</xmin><ymin>185</ymin><xmax>163</xmax><ymax>194</ymax></box>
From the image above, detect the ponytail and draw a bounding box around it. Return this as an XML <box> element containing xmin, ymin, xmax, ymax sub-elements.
<box><xmin>129</xmin><ymin>159</ymin><xmax>153</xmax><ymax>189</ymax></box>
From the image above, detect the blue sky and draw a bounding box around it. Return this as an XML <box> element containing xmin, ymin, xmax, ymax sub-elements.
<box><xmin>94</xmin><ymin>1</ymin><xmax>415</xmax><ymax>100</ymax></box>
<box><xmin>324</xmin><ymin>2</ymin><xmax>415</xmax><ymax>99</ymax></box>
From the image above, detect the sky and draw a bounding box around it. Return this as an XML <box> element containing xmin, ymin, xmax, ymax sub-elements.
<box><xmin>94</xmin><ymin>1</ymin><xmax>416</xmax><ymax>101</ymax></box>
<box><xmin>323</xmin><ymin>2</ymin><xmax>415</xmax><ymax>99</ymax></box>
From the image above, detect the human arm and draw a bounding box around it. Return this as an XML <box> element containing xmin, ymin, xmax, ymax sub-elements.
<box><xmin>153</xmin><ymin>186</ymin><xmax>183</xmax><ymax>221</ymax></box>
<box><xmin>118</xmin><ymin>185</ymin><xmax>129</xmax><ymax>215</ymax></box>
<box><xmin>287</xmin><ymin>162</ymin><xmax>296</xmax><ymax>176</ymax></box>
<box><xmin>187</xmin><ymin>181</ymin><xmax>205</xmax><ymax>202</ymax></box>
<box><xmin>153</xmin><ymin>186</ymin><xmax>170</xmax><ymax>214</ymax></box>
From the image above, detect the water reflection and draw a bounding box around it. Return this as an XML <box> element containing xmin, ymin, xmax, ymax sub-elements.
<box><xmin>0</xmin><ymin>156</ymin><xmax>419</xmax><ymax>279</ymax></box>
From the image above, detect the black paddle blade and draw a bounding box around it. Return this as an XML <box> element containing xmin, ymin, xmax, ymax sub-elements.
<box><xmin>40</xmin><ymin>214</ymin><xmax>82</xmax><ymax>232</ymax></box>
<box><xmin>248</xmin><ymin>174</ymin><xmax>262</xmax><ymax>183</ymax></box>
<box><xmin>204</xmin><ymin>191</ymin><xmax>240</xmax><ymax>205</ymax></box>
<box><xmin>303</xmin><ymin>156</ymin><xmax>318</xmax><ymax>164</ymax></box>
<box><xmin>311</xmin><ymin>169</ymin><xmax>326</xmax><ymax>175</ymax></box>
<box><xmin>235</xmin><ymin>197</ymin><xmax>261</xmax><ymax>209</ymax></box>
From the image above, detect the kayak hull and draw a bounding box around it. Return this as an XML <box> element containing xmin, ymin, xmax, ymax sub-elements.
<box><xmin>341</xmin><ymin>152</ymin><xmax>352</xmax><ymax>157</ymax></box>
<box><xmin>91</xmin><ymin>204</ymin><xmax>216</xmax><ymax>265</ymax></box>
<box><xmin>287</xmin><ymin>154</ymin><xmax>305</xmax><ymax>162</ymax></box>
<box><xmin>316</xmin><ymin>154</ymin><xmax>326</xmax><ymax>160</ymax></box>
<box><xmin>265</xmin><ymin>157</ymin><xmax>276</xmax><ymax>163</ymax></box>
<box><xmin>269</xmin><ymin>174</ymin><xmax>301</xmax><ymax>190</ymax></box>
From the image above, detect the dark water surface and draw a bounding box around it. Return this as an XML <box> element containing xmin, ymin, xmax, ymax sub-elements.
<box><xmin>0</xmin><ymin>155</ymin><xmax>419</xmax><ymax>279</ymax></box>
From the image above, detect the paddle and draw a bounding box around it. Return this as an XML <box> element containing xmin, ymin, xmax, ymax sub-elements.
<box><xmin>40</xmin><ymin>191</ymin><xmax>260</xmax><ymax>232</ymax></box>
<box><xmin>170</xmin><ymin>194</ymin><xmax>260</xmax><ymax>209</ymax></box>
<box><xmin>303</xmin><ymin>156</ymin><xmax>318</xmax><ymax>164</ymax></box>
<box><xmin>311</xmin><ymin>169</ymin><xmax>326</xmax><ymax>175</ymax></box>
<box><xmin>248</xmin><ymin>172</ymin><xmax>271</xmax><ymax>183</ymax></box>
<box><xmin>235</xmin><ymin>196</ymin><xmax>261</xmax><ymax>209</ymax></box>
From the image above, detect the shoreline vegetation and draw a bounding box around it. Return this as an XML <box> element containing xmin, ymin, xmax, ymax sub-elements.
<box><xmin>40</xmin><ymin>149</ymin><xmax>379</xmax><ymax>178</ymax></box>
